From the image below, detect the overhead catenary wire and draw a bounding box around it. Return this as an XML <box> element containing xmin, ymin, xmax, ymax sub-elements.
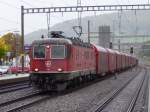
<box><xmin>0</xmin><ymin>28</ymin><xmax>20</xmax><ymax>34</ymax></box>
<box><xmin>127</xmin><ymin>0</ymin><xmax>131</xmax><ymax>4</ymax></box>
<box><xmin>20</xmin><ymin>0</ymin><xmax>35</xmax><ymax>7</ymax></box>
<box><xmin>0</xmin><ymin>16</ymin><xmax>37</xmax><ymax>35</ymax></box>
<box><xmin>0</xmin><ymin>0</ymin><xmax>19</xmax><ymax>9</ymax></box>
<box><xmin>0</xmin><ymin>17</ymin><xmax>19</xmax><ymax>25</ymax></box>
<box><xmin>116</xmin><ymin>0</ymin><xmax>133</xmax><ymax>34</ymax></box>
<box><xmin>0</xmin><ymin>1</ymin><xmax>27</xmax><ymax>26</ymax></box>
<box><xmin>0</xmin><ymin>0</ymin><xmax>42</xmax><ymax>34</ymax></box>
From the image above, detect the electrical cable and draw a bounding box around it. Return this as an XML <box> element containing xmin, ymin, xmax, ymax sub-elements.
<box><xmin>20</xmin><ymin>0</ymin><xmax>35</xmax><ymax>7</ymax></box>
<box><xmin>0</xmin><ymin>0</ymin><xmax>19</xmax><ymax>9</ymax></box>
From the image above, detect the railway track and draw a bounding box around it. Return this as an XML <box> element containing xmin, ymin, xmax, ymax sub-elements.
<box><xmin>6</xmin><ymin>67</ymin><xmax>141</xmax><ymax>112</ymax></box>
<box><xmin>0</xmin><ymin>82</ymin><xmax>30</xmax><ymax>94</ymax></box>
<box><xmin>129</xmin><ymin>67</ymin><xmax>149</xmax><ymax>112</ymax></box>
<box><xmin>125</xmin><ymin>69</ymin><xmax>147</xmax><ymax>112</ymax></box>
<box><xmin>0</xmin><ymin>71</ymin><xmax>117</xmax><ymax>112</ymax></box>
<box><xmin>0</xmin><ymin>67</ymin><xmax>142</xmax><ymax>112</ymax></box>
<box><xmin>0</xmin><ymin>90</ymin><xmax>46</xmax><ymax>112</ymax></box>
<box><xmin>87</xmin><ymin>67</ymin><xmax>147</xmax><ymax>112</ymax></box>
<box><xmin>6</xmin><ymin>95</ymin><xmax>50</xmax><ymax>112</ymax></box>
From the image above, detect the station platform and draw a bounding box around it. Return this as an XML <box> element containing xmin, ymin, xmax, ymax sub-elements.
<box><xmin>0</xmin><ymin>73</ymin><xmax>29</xmax><ymax>85</ymax></box>
<box><xmin>0</xmin><ymin>73</ymin><xmax>29</xmax><ymax>80</ymax></box>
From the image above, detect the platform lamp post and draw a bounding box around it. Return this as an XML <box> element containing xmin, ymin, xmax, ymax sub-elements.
<box><xmin>21</xmin><ymin>6</ymin><xmax>24</xmax><ymax>73</ymax></box>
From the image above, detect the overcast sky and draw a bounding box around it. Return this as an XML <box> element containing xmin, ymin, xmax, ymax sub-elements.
<box><xmin>0</xmin><ymin>0</ymin><xmax>149</xmax><ymax>35</ymax></box>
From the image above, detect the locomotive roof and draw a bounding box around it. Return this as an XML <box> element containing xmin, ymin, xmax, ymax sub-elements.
<box><xmin>32</xmin><ymin>38</ymin><xmax>72</xmax><ymax>45</ymax></box>
<box><xmin>32</xmin><ymin>37</ymin><xmax>92</xmax><ymax>48</ymax></box>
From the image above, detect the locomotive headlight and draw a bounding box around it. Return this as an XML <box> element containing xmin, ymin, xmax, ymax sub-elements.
<box><xmin>57</xmin><ymin>68</ymin><xmax>63</xmax><ymax>72</ymax></box>
<box><xmin>46</xmin><ymin>45</ymin><xmax>50</xmax><ymax>48</ymax></box>
<box><xmin>34</xmin><ymin>68</ymin><xmax>39</xmax><ymax>72</ymax></box>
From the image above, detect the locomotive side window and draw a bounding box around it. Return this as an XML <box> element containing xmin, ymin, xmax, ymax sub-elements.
<box><xmin>51</xmin><ymin>45</ymin><xmax>66</xmax><ymax>59</ymax></box>
<box><xmin>33</xmin><ymin>46</ymin><xmax>45</xmax><ymax>59</ymax></box>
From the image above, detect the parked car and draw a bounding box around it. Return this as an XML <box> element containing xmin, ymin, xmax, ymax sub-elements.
<box><xmin>0</xmin><ymin>66</ymin><xmax>9</xmax><ymax>75</ymax></box>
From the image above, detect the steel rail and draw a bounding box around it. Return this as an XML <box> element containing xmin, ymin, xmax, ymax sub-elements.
<box><xmin>0</xmin><ymin>82</ymin><xmax>29</xmax><ymax>90</ymax></box>
<box><xmin>6</xmin><ymin>95</ymin><xmax>50</xmax><ymax>112</ymax></box>
<box><xmin>0</xmin><ymin>85</ymin><xmax>31</xmax><ymax>94</ymax></box>
<box><xmin>0</xmin><ymin>90</ymin><xmax>41</xmax><ymax>107</ymax></box>
<box><xmin>88</xmin><ymin>68</ymin><xmax>143</xmax><ymax>112</ymax></box>
<box><xmin>126</xmin><ymin>68</ymin><xmax>147</xmax><ymax>112</ymax></box>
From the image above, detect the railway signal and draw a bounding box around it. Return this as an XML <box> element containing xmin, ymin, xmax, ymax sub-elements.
<box><xmin>130</xmin><ymin>47</ymin><xmax>133</xmax><ymax>54</ymax></box>
<box><xmin>109</xmin><ymin>42</ymin><xmax>113</xmax><ymax>49</ymax></box>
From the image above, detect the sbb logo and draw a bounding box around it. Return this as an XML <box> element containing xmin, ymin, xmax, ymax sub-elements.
<box><xmin>45</xmin><ymin>61</ymin><xmax>51</xmax><ymax>67</ymax></box>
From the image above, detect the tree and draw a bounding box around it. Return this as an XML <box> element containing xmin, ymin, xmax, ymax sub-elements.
<box><xmin>0</xmin><ymin>32</ymin><xmax>22</xmax><ymax>58</ymax></box>
<box><xmin>0</xmin><ymin>38</ymin><xmax>9</xmax><ymax>58</ymax></box>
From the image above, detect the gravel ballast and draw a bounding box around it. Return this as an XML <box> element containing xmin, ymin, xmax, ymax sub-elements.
<box><xmin>100</xmin><ymin>69</ymin><xmax>145</xmax><ymax>112</ymax></box>
<box><xmin>18</xmin><ymin>67</ymin><xmax>142</xmax><ymax>112</ymax></box>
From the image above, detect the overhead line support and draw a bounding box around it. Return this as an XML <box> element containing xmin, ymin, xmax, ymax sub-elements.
<box><xmin>23</xmin><ymin>4</ymin><xmax>150</xmax><ymax>14</ymax></box>
<box><xmin>21</xmin><ymin>4</ymin><xmax>150</xmax><ymax>72</ymax></box>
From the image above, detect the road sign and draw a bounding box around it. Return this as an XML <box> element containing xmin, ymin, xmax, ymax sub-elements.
<box><xmin>24</xmin><ymin>45</ymin><xmax>31</xmax><ymax>50</ymax></box>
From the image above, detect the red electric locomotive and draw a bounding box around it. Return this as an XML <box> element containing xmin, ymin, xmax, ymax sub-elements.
<box><xmin>29</xmin><ymin>31</ymin><xmax>138</xmax><ymax>91</ymax></box>
<box><xmin>30</xmin><ymin>31</ymin><xmax>96</xmax><ymax>91</ymax></box>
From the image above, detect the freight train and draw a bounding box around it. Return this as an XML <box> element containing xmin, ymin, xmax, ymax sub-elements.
<box><xmin>29</xmin><ymin>31</ymin><xmax>138</xmax><ymax>91</ymax></box>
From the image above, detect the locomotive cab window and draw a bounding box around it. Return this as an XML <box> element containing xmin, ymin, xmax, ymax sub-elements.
<box><xmin>33</xmin><ymin>46</ymin><xmax>45</xmax><ymax>59</ymax></box>
<box><xmin>51</xmin><ymin>45</ymin><xmax>66</xmax><ymax>59</ymax></box>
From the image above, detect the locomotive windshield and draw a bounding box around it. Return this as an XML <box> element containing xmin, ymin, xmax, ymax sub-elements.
<box><xmin>33</xmin><ymin>46</ymin><xmax>45</xmax><ymax>58</ymax></box>
<box><xmin>51</xmin><ymin>45</ymin><xmax>66</xmax><ymax>59</ymax></box>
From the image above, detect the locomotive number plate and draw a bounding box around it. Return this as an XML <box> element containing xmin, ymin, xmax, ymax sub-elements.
<box><xmin>45</xmin><ymin>61</ymin><xmax>51</xmax><ymax>67</ymax></box>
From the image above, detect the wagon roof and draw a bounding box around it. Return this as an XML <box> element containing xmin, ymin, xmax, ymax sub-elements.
<box><xmin>92</xmin><ymin>44</ymin><xmax>107</xmax><ymax>52</ymax></box>
<box><xmin>106</xmin><ymin>48</ymin><xmax>116</xmax><ymax>54</ymax></box>
<box><xmin>113</xmin><ymin>50</ymin><xmax>121</xmax><ymax>55</ymax></box>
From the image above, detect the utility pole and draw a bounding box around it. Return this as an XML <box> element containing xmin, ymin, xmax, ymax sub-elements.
<box><xmin>118</xmin><ymin>39</ymin><xmax>121</xmax><ymax>51</ymax></box>
<box><xmin>112</xmin><ymin>20</ymin><xmax>116</xmax><ymax>49</ymax></box>
<box><xmin>118</xmin><ymin>11</ymin><xmax>122</xmax><ymax>35</ymax></box>
<box><xmin>88</xmin><ymin>20</ymin><xmax>90</xmax><ymax>43</ymax></box>
<box><xmin>98</xmin><ymin>26</ymin><xmax>101</xmax><ymax>46</ymax></box>
<box><xmin>21</xmin><ymin>6</ymin><xmax>24</xmax><ymax>73</ymax></box>
<box><xmin>77</xmin><ymin>0</ymin><xmax>81</xmax><ymax>26</ymax></box>
<box><xmin>47</xmin><ymin>13</ymin><xmax>51</xmax><ymax>38</ymax></box>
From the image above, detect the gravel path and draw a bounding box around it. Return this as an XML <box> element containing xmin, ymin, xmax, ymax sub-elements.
<box><xmin>19</xmin><ymin>67</ymin><xmax>141</xmax><ymax>112</ymax></box>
